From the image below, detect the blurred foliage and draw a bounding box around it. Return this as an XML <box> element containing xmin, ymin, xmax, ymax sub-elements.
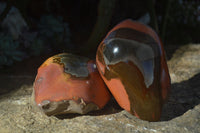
<box><xmin>0</xmin><ymin>33</ymin><xmax>25</xmax><ymax>66</ymax></box>
<box><xmin>38</xmin><ymin>15</ymin><xmax>71</xmax><ymax>50</ymax></box>
<box><xmin>0</xmin><ymin>14</ymin><xmax>71</xmax><ymax>67</ymax></box>
<box><xmin>160</xmin><ymin>0</ymin><xmax>200</xmax><ymax>44</ymax></box>
<box><xmin>20</xmin><ymin>32</ymin><xmax>45</xmax><ymax>56</ymax></box>
<box><xmin>0</xmin><ymin>0</ymin><xmax>200</xmax><ymax>67</ymax></box>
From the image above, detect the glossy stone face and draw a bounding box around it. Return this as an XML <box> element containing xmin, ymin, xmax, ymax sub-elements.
<box><xmin>96</xmin><ymin>19</ymin><xmax>170</xmax><ymax>121</ymax></box>
<box><xmin>33</xmin><ymin>53</ymin><xmax>111</xmax><ymax>116</ymax></box>
<box><xmin>103</xmin><ymin>37</ymin><xmax>156</xmax><ymax>88</ymax></box>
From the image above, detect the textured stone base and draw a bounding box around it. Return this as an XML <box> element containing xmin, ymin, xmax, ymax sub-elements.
<box><xmin>0</xmin><ymin>44</ymin><xmax>200</xmax><ymax>133</ymax></box>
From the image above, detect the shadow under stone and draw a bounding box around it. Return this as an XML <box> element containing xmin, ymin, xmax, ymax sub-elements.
<box><xmin>164</xmin><ymin>44</ymin><xmax>181</xmax><ymax>60</ymax></box>
<box><xmin>161</xmin><ymin>73</ymin><xmax>200</xmax><ymax>121</ymax></box>
<box><xmin>0</xmin><ymin>75</ymin><xmax>34</xmax><ymax>96</ymax></box>
<box><xmin>0</xmin><ymin>55</ymin><xmax>50</xmax><ymax>97</ymax></box>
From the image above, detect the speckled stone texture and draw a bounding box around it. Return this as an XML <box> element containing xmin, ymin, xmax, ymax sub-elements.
<box><xmin>0</xmin><ymin>44</ymin><xmax>200</xmax><ymax>133</ymax></box>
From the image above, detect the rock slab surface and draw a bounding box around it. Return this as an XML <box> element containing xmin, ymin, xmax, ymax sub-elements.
<box><xmin>0</xmin><ymin>44</ymin><xmax>200</xmax><ymax>133</ymax></box>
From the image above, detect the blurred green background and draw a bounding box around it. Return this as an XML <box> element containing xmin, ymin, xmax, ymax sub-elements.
<box><xmin>0</xmin><ymin>0</ymin><xmax>199</xmax><ymax>68</ymax></box>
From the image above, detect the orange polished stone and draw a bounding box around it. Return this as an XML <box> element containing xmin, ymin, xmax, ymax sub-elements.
<box><xmin>33</xmin><ymin>53</ymin><xmax>111</xmax><ymax>116</ymax></box>
<box><xmin>96</xmin><ymin>19</ymin><xmax>170</xmax><ymax>121</ymax></box>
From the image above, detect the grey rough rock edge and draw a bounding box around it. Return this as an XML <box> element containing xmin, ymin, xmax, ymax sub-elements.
<box><xmin>0</xmin><ymin>44</ymin><xmax>200</xmax><ymax>133</ymax></box>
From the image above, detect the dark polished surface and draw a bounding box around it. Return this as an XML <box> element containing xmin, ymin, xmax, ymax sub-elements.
<box><xmin>96</xmin><ymin>20</ymin><xmax>170</xmax><ymax>121</ymax></box>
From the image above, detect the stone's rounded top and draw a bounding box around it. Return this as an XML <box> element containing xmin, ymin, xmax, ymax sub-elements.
<box><xmin>33</xmin><ymin>53</ymin><xmax>111</xmax><ymax>116</ymax></box>
<box><xmin>105</xmin><ymin>19</ymin><xmax>161</xmax><ymax>45</ymax></box>
<box><xmin>40</xmin><ymin>53</ymin><xmax>90</xmax><ymax>78</ymax></box>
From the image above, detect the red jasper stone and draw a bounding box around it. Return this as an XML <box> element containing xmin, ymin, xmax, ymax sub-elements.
<box><xmin>96</xmin><ymin>19</ymin><xmax>170</xmax><ymax>121</ymax></box>
<box><xmin>33</xmin><ymin>53</ymin><xmax>111</xmax><ymax>116</ymax></box>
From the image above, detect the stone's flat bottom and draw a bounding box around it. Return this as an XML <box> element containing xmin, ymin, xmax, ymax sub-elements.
<box><xmin>0</xmin><ymin>44</ymin><xmax>200</xmax><ymax>132</ymax></box>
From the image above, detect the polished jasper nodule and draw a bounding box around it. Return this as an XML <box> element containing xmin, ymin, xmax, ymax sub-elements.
<box><xmin>33</xmin><ymin>53</ymin><xmax>111</xmax><ymax>116</ymax></box>
<box><xmin>96</xmin><ymin>19</ymin><xmax>170</xmax><ymax>121</ymax></box>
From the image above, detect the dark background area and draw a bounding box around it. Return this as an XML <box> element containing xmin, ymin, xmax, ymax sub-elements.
<box><xmin>0</xmin><ymin>0</ymin><xmax>200</xmax><ymax>73</ymax></box>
